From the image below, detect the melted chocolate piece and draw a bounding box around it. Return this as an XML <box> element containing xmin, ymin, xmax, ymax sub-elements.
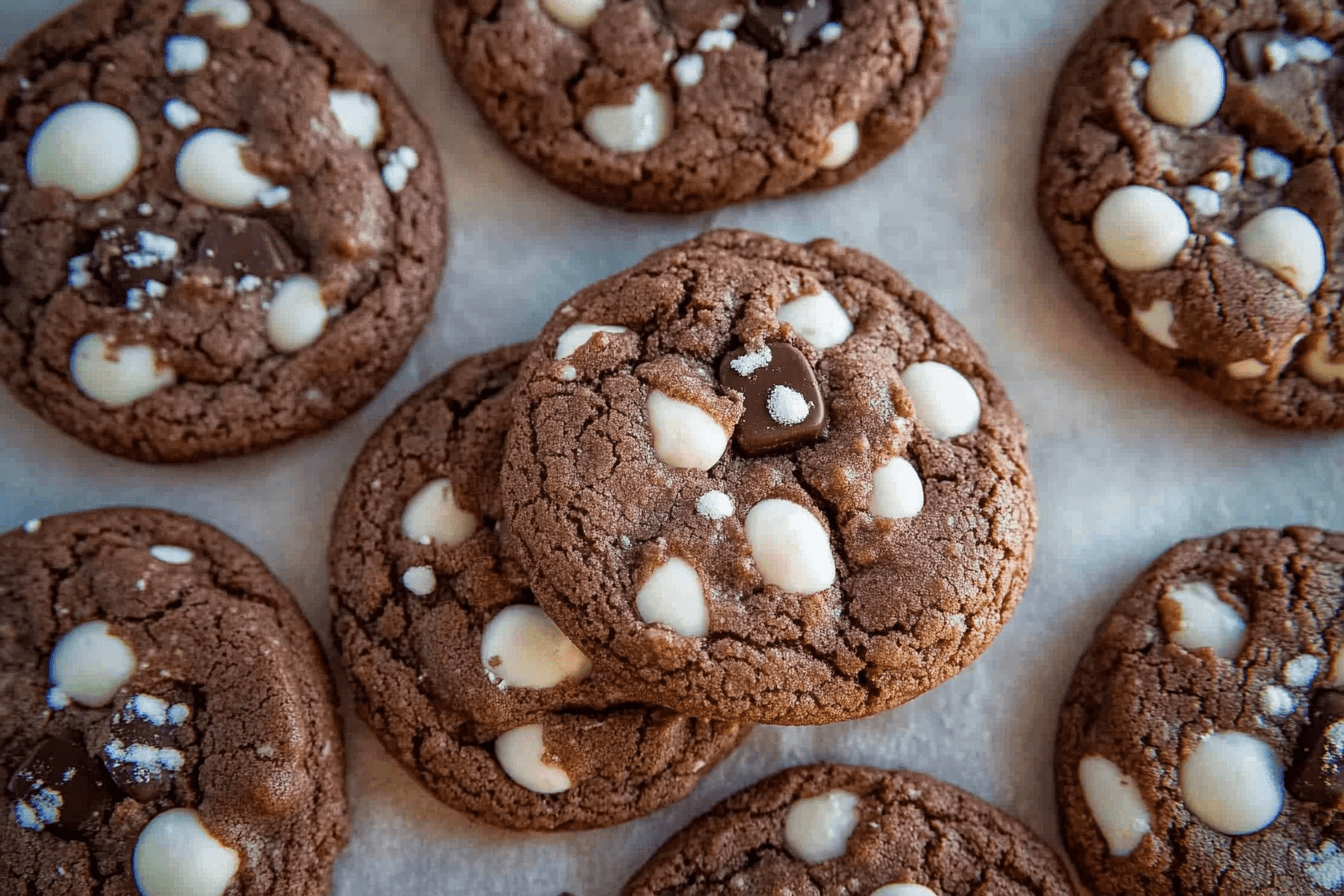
<box><xmin>1288</xmin><ymin>689</ymin><xmax>1344</xmax><ymax>808</ymax></box>
<box><xmin>719</xmin><ymin>341</ymin><xmax>826</xmax><ymax>455</ymax></box>
<box><xmin>196</xmin><ymin>215</ymin><xmax>298</xmax><ymax>281</ymax></box>
<box><xmin>97</xmin><ymin>226</ymin><xmax>180</xmax><ymax>297</ymax></box>
<box><xmin>1228</xmin><ymin>29</ymin><xmax>1291</xmax><ymax>80</ymax></box>
<box><xmin>739</xmin><ymin>0</ymin><xmax>836</xmax><ymax>56</ymax></box>
<box><xmin>8</xmin><ymin>735</ymin><xmax>113</xmax><ymax>836</ymax></box>
<box><xmin>100</xmin><ymin>694</ymin><xmax>189</xmax><ymax>803</ymax></box>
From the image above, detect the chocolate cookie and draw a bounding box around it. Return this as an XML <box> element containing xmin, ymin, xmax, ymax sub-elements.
<box><xmin>0</xmin><ymin>0</ymin><xmax>447</xmax><ymax>462</ymax></box>
<box><xmin>623</xmin><ymin>763</ymin><xmax>1077</xmax><ymax>895</ymax></box>
<box><xmin>329</xmin><ymin>344</ymin><xmax>751</xmax><ymax>831</ymax></box>
<box><xmin>1038</xmin><ymin>0</ymin><xmax>1344</xmax><ymax>428</ymax></box>
<box><xmin>1057</xmin><ymin>527</ymin><xmax>1344</xmax><ymax>895</ymax></box>
<box><xmin>0</xmin><ymin>508</ymin><xmax>347</xmax><ymax>896</ymax></box>
<box><xmin>435</xmin><ymin>0</ymin><xmax>951</xmax><ymax>213</ymax></box>
<box><xmin>501</xmin><ymin>229</ymin><xmax>1037</xmax><ymax>726</ymax></box>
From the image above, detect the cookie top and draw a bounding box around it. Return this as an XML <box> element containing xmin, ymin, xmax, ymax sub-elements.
<box><xmin>434</xmin><ymin>0</ymin><xmax>951</xmax><ymax>213</ymax></box>
<box><xmin>501</xmin><ymin>229</ymin><xmax>1036</xmax><ymax>726</ymax></box>
<box><xmin>1038</xmin><ymin>0</ymin><xmax>1344</xmax><ymax>428</ymax></box>
<box><xmin>1057</xmin><ymin>527</ymin><xmax>1344</xmax><ymax>896</ymax></box>
<box><xmin>622</xmin><ymin>762</ymin><xmax>1076</xmax><ymax>896</ymax></box>
<box><xmin>0</xmin><ymin>508</ymin><xmax>347</xmax><ymax>896</ymax></box>
<box><xmin>0</xmin><ymin>0</ymin><xmax>447</xmax><ymax>462</ymax></box>
<box><xmin>329</xmin><ymin>344</ymin><xmax>751</xmax><ymax>831</ymax></box>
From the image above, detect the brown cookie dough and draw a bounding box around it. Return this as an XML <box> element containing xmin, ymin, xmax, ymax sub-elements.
<box><xmin>1038</xmin><ymin>0</ymin><xmax>1344</xmax><ymax>428</ymax></box>
<box><xmin>435</xmin><ymin>0</ymin><xmax>951</xmax><ymax>213</ymax></box>
<box><xmin>329</xmin><ymin>344</ymin><xmax>751</xmax><ymax>832</ymax></box>
<box><xmin>623</xmin><ymin>763</ymin><xmax>1077</xmax><ymax>896</ymax></box>
<box><xmin>0</xmin><ymin>508</ymin><xmax>347</xmax><ymax>896</ymax></box>
<box><xmin>0</xmin><ymin>0</ymin><xmax>447</xmax><ymax>462</ymax></box>
<box><xmin>502</xmin><ymin>229</ymin><xmax>1037</xmax><ymax>726</ymax></box>
<box><xmin>1057</xmin><ymin>527</ymin><xmax>1344</xmax><ymax>896</ymax></box>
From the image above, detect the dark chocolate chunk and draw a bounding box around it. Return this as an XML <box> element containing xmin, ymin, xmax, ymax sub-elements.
<box><xmin>739</xmin><ymin>0</ymin><xmax>836</xmax><ymax>56</ymax></box>
<box><xmin>1227</xmin><ymin>29</ymin><xmax>1290</xmax><ymax>80</ymax></box>
<box><xmin>97</xmin><ymin>227</ymin><xmax>180</xmax><ymax>298</ymax></box>
<box><xmin>8</xmin><ymin>735</ymin><xmax>114</xmax><ymax>836</ymax></box>
<box><xmin>719</xmin><ymin>340</ymin><xmax>826</xmax><ymax>455</ymax></box>
<box><xmin>1288</xmin><ymin>689</ymin><xmax>1344</xmax><ymax>809</ymax></box>
<box><xmin>100</xmin><ymin>694</ymin><xmax>189</xmax><ymax>802</ymax></box>
<box><xmin>196</xmin><ymin>215</ymin><xmax>298</xmax><ymax>281</ymax></box>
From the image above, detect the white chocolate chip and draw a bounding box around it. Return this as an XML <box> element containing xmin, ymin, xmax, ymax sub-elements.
<box><xmin>401</xmin><ymin>566</ymin><xmax>436</xmax><ymax>596</ymax></box>
<box><xmin>480</xmin><ymin>605</ymin><xmax>592</xmax><ymax>688</ymax></box>
<box><xmin>149</xmin><ymin>545</ymin><xmax>193</xmax><ymax>565</ymax></box>
<box><xmin>1265</xmin><ymin>40</ymin><xmax>1292</xmax><ymax>72</ymax></box>
<box><xmin>70</xmin><ymin>334</ymin><xmax>175</xmax><ymax>407</ymax></box>
<box><xmin>1248</xmin><ymin>148</ymin><xmax>1292</xmax><ymax>187</ymax></box>
<box><xmin>47</xmin><ymin>688</ymin><xmax>70</xmax><ymax>710</ymax></box>
<box><xmin>26</xmin><ymin>103</ymin><xmax>140</xmax><ymax>199</ymax></box>
<box><xmin>1163</xmin><ymin>581</ymin><xmax>1245</xmax><ymax>660</ymax></box>
<box><xmin>784</xmin><ymin>790</ymin><xmax>860</xmax><ymax>863</ymax></box>
<box><xmin>49</xmin><ymin>621</ymin><xmax>136</xmax><ymax>707</ymax></box>
<box><xmin>1185</xmin><ymin>185</ymin><xmax>1220</xmax><ymax>217</ymax></box>
<box><xmin>719</xmin><ymin>10</ymin><xmax>743</xmax><ymax>28</ymax></box>
<box><xmin>1261</xmin><ymin>685</ymin><xmax>1295</xmax><ymax>718</ymax></box>
<box><xmin>777</xmin><ymin>290</ymin><xmax>852</xmax><ymax>350</ymax></box>
<box><xmin>1179</xmin><ymin>731</ymin><xmax>1284</xmax><ymax>835</ymax></box>
<box><xmin>870</xmin><ymin>457</ymin><xmax>923</xmax><ymax>520</ymax></box>
<box><xmin>1078</xmin><ymin>755</ymin><xmax>1152</xmax><ymax>856</ymax></box>
<box><xmin>185</xmin><ymin>0</ymin><xmax>252</xmax><ymax>28</ymax></box>
<box><xmin>900</xmin><ymin>362</ymin><xmax>981</xmax><ymax>439</ymax></box>
<box><xmin>818</xmin><ymin>22</ymin><xmax>842</xmax><ymax>43</ymax></box>
<box><xmin>554</xmin><ymin>323</ymin><xmax>631</xmax><ymax>359</ymax></box>
<box><xmin>67</xmin><ymin>255</ymin><xmax>93</xmax><ymax>289</ymax></box>
<box><xmin>23</xmin><ymin>519</ymin><xmax>41</xmax><ymax>534</ymax></box>
<box><xmin>1285</xmin><ymin>654</ymin><xmax>1320</xmax><ymax>687</ymax></box>
<box><xmin>540</xmin><ymin>0</ymin><xmax>605</xmax><ymax>30</ymax></box>
<box><xmin>175</xmin><ymin>129</ymin><xmax>276</xmax><ymax>208</ymax></box>
<box><xmin>635</xmin><ymin>557</ymin><xmax>709</xmax><ymax>637</ymax></box>
<box><xmin>1092</xmin><ymin>185</ymin><xmax>1190</xmax><ymax>271</ymax></box>
<box><xmin>255</xmin><ymin>185</ymin><xmax>290</xmax><ymax>208</ymax></box>
<box><xmin>495</xmin><ymin>724</ymin><xmax>571</xmax><ymax>794</ymax></box>
<box><xmin>1130</xmin><ymin>59</ymin><xmax>1150</xmax><ymax>79</ymax></box>
<box><xmin>266</xmin><ymin>275</ymin><xmax>327</xmax><ymax>352</ymax></box>
<box><xmin>328</xmin><ymin>90</ymin><xmax>383</xmax><ymax>149</ymax></box>
<box><xmin>165</xmin><ymin>35</ymin><xmax>210</xmax><ymax>74</ymax></box>
<box><xmin>133</xmin><ymin>809</ymin><xmax>240</xmax><ymax>896</ymax></box>
<box><xmin>584</xmin><ymin>84</ymin><xmax>671</xmax><ymax>153</ymax></box>
<box><xmin>767</xmin><ymin>385</ymin><xmax>810</xmax><ymax>425</ymax></box>
<box><xmin>696</xmin><ymin>29</ymin><xmax>736</xmax><ymax>52</ymax></box>
<box><xmin>1133</xmin><ymin>300</ymin><xmax>1178</xmax><ymax>349</ymax></box>
<box><xmin>1209</xmin><ymin>171</ymin><xmax>1232</xmax><ymax>192</ymax></box>
<box><xmin>1295</xmin><ymin>37</ymin><xmax>1334</xmax><ymax>64</ymax></box>
<box><xmin>1238</xmin><ymin>207</ymin><xmax>1326</xmax><ymax>296</ymax></box>
<box><xmin>1226</xmin><ymin>358</ymin><xmax>1268</xmax><ymax>379</ymax></box>
<box><xmin>673</xmin><ymin>54</ymin><xmax>705</xmax><ymax>88</ymax></box>
<box><xmin>1212</xmin><ymin>230</ymin><xmax>1235</xmax><ymax>246</ymax></box>
<box><xmin>819</xmin><ymin>121</ymin><xmax>859</xmax><ymax>169</ymax></box>
<box><xmin>745</xmin><ymin>499</ymin><xmax>835</xmax><ymax>594</ymax></box>
<box><xmin>645</xmin><ymin>390</ymin><xmax>729</xmax><ymax>470</ymax></box>
<box><xmin>1145</xmin><ymin>34</ymin><xmax>1225</xmax><ymax>127</ymax></box>
<box><xmin>401</xmin><ymin>478</ymin><xmax>479</xmax><ymax>547</ymax></box>
<box><xmin>696</xmin><ymin>490</ymin><xmax>735</xmax><ymax>520</ymax></box>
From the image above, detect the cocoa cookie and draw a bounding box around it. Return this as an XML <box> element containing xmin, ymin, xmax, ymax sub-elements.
<box><xmin>435</xmin><ymin>0</ymin><xmax>951</xmax><ymax>213</ymax></box>
<box><xmin>329</xmin><ymin>344</ymin><xmax>751</xmax><ymax>831</ymax></box>
<box><xmin>623</xmin><ymin>763</ymin><xmax>1077</xmax><ymax>896</ymax></box>
<box><xmin>0</xmin><ymin>0</ymin><xmax>447</xmax><ymax>462</ymax></box>
<box><xmin>1038</xmin><ymin>0</ymin><xmax>1344</xmax><ymax>428</ymax></box>
<box><xmin>0</xmin><ymin>508</ymin><xmax>347</xmax><ymax>896</ymax></box>
<box><xmin>1057</xmin><ymin>527</ymin><xmax>1344</xmax><ymax>895</ymax></box>
<box><xmin>501</xmin><ymin>229</ymin><xmax>1037</xmax><ymax>726</ymax></box>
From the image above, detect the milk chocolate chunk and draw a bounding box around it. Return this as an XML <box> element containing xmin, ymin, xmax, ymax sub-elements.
<box><xmin>99</xmin><ymin>227</ymin><xmax>179</xmax><ymax>297</ymax></box>
<box><xmin>1288</xmin><ymin>689</ymin><xmax>1344</xmax><ymax>808</ymax></box>
<box><xmin>8</xmin><ymin>735</ymin><xmax>113</xmax><ymax>835</ymax></box>
<box><xmin>196</xmin><ymin>215</ymin><xmax>298</xmax><ymax>281</ymax></box>
<box><xmin>739</xmin><ymin>0</ymin><xmax>836</xmax><ymax>56</ymax></box>
<box><xmin>719</xmin><ymin>340</ymin><xmax>826</xmax><ymax>455</ymax></box>
<box><xmin>100</xmin><ymin>694</ymin><xmax>188</xmax><ymax>802</ymax></box>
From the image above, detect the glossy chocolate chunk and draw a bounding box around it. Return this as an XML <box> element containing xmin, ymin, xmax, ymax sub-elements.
<box><xmin>100</xmin><ymin>694</ymin><xmax>189</xmax><ymax>803</ymax></box>
<box><xmin>8</xmin><ymin>735</ymin><xmax>114</xmax><ymax>835</ymax></box>
<box><xmin>739</xmin><ymin>0</ymin><xmax>836</xmax><ymax>56</ymax></box>
<box><xmin>99</xmin><ymin>226</ymin><xmax>180</xmax><ymax>296</ymax></box>
<box><xmin>196</xmin><ymin>215</ymin><xmax>297</xmax><ymax>281</ymax></box>
<box><xmin>1288</xmin><ymin>689</ymin><xmax>1344</xmax><ymax>808</ymax></box>
<box><xmin>719</xmin><ymin>340</ymin><xmax>826</xmax><ymax>455</ymax></box>
<box><xmin>1228</xmin><ymin>29</ymin><xmax>1291</xmax><ymax>80</ymax></box>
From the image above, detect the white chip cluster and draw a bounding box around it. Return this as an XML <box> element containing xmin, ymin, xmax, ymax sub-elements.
<box><xmin>381</xmin><ymin>146</ymin><xmax>420</xmax><ymax>194</ymax></box>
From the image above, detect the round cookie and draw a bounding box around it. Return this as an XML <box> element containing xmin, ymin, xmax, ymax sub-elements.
<box><xmin>329</xmin><ymin>344</ymin><xmax>751</xmax><ymax>831</ymax></box>
<box><xmin>623</xmin><ymin>762</ymin><xmax>1077</xmax><ymax>895</ymax></box>
<box><xmin>502</xmin><ymin>229</ymin><xmax>1037</xmax><ymax>726</ymax></box>
<box><xmin>0</xmin><ymin>0</ymin><xmax>447</xmax><ymax>462</ymax></box>
<box><xmin>1038</xmin><ymin>0</ymin><xmax>1344</xmax><ymax>428</ymax></box>
<box><xmin>0</xmin><ymin>508</ymin><xmax>347</xmax><ymax>896</ymax></box>
<box><xmin>434</xmin><ymin>0</ymin><xmax>951</xmax><ymax>213</ymax></box>
<box><xmin>1057</xmin><ymin>527</ymin><xmax>1344</xmax><ymax>896</ymax></box>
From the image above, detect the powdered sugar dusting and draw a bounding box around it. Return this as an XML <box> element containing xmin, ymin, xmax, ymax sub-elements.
<box><xmin>767</xmin><ymin>385</ymin><xmax>810</xmax><ymax>425</ymax></box>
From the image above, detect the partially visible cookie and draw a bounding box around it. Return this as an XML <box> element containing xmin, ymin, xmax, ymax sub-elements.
<box><xmin>0</xmin><ymin>508</ymin><xmax>347</xmax><ymax>896</ymax></box>
<box><xmin>329</xmin><ymin>344</ymin><xmax>751</xmax><ymax>832</ymax></box>
<box><xmin>435</xmin><ymin>0</ymin><xmax>952</xmax><ymax>213</ymax></box>
<box><xmin>1038</xmin><ymin>0</ymin><xmax>1343</xmax><ymax>427</ymax></box>
<box><xmin>0</xmin><ymin>0</ymin><xmax>447</xmax><ymax>462</ymax></box>
<box><xmin>1057</xmin><ymin>527</ymin><xmax>1344</xmax><ymax>896</ymax></box>
<box><xmin>623</xmin><ymin>762</ymin><xmax>1077</xmax><ymax>895</ymax></box>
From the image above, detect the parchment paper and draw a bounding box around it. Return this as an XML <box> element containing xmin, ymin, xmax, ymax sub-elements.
<box><xmin>2</xmin><ymin>1</ymin><xmax>1342</xmax><ymax>893</ymax></box>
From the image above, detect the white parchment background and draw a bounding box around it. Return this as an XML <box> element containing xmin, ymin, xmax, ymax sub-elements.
<box><xmin>2</xmin><ymin>1</ymin><xmax>1343</xmax><ymax>893</ymax></box>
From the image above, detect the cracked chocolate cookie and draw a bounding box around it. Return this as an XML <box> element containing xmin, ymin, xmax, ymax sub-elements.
<box><xmin>1</xmin><ymin>507</ymin><xmax>347</xmax><ymax>896</ymax></box>
<box><xmin>0</xmin><ymin>0</ymin><xmax>447</xmax><ymax>462</ymax></box>
<box><xmin>622</xmin><ymin>762</ymin><xmax>1077</xmax><ymax>896</ymax></box>
<box><xmin>329</xmin><ymin>344</ymin><xmax>751</xmax><ymax>831</ymax></box>
<box><xmin>1057</xmin><ymin>526</ymin><xmax>1344</xmax><ymax>895</ymax></box>
<box><xmin>501</xmin><ymin>230</ymin><xmax>1036</xmax><ymax>726</ymax></box>
<box><xmin>1038</xmin><ymin>0</ymin><xmax>1344</xmax><ymax>428</ymax></box>
<box><xmin>434</xmin><ymin>0</ymin><xmax>951</xmax><ymax>213</ymax></box>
